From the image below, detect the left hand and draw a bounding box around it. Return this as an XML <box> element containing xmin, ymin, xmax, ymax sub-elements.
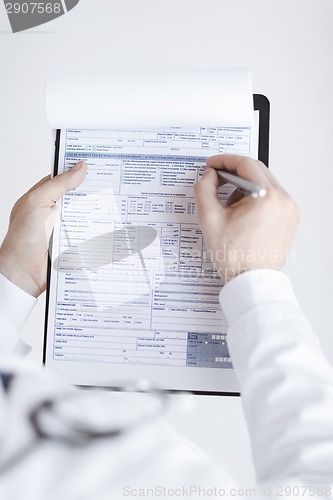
<box><xmin>0</xmin><ymin>161</ymin><xmax>87</xmax><ymax>297</ymax></box>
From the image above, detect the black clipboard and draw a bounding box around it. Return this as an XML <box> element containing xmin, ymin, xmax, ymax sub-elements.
<box><xmin>254</xmin><ymin>94</ymin><xmax>270</xmax><ymax>167</ymax></box>
<box><xmin>43</xmin><ymin>94</ymin><xmax>270</xmax><ymax>396</ymax></box>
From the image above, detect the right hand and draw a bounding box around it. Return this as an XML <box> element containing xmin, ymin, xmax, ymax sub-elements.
<box><xmin>194</xmin><ymin>155</ymin><xmax>299</xmax><ymax>283</ymax></box>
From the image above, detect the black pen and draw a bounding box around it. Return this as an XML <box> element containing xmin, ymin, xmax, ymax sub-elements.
<box><xmin>216</xmin><ymin>170</ymin><xmax>266</xmax><ymax>199</ymax></box>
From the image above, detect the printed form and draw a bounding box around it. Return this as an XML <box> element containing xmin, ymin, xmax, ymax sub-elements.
<box><xmin>51</xmin><ymin>122</ymin><xmax>258</xmax><ymax>371</ymax></box>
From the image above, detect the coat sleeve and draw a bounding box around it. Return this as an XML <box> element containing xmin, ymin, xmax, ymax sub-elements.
<box><xmin>220</xmin><ymin>269</ymin><xmax>333</xmax><ymax>484</ymax></box>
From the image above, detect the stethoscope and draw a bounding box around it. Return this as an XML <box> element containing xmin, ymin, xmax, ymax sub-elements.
<box><xmin>0</xmin><ymin>376</ymin><xmax>172</xmax><ymax>474</ymax></box>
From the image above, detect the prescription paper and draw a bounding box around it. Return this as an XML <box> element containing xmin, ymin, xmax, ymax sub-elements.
<box><xmin>44</xmin><ymin>70</ymin><xmax>257</xmax><ymax>392</ymax></box>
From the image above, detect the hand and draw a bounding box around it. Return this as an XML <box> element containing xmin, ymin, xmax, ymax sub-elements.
<box><xmin>0</xmin><ymin>161</ymin><xmax>87</xmax><ymax>297</ymax></box>
<box><xmin>194</xmin><ymin>155</ymin><xmax>299</xmax><ymax>283</ymax></box>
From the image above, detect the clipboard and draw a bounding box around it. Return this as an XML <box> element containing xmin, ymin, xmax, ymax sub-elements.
<box><xmin>43</xmin><ymin>94</ymin><xmax>270</xmax><ymax>396</ymax></box>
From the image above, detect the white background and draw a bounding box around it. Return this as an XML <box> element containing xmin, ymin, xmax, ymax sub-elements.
<box><xmin>1</xmin><ymin>0</ymin><xmax>333</xmax><ymax>486</ymax></box>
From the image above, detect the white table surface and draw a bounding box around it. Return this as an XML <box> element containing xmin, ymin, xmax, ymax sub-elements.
<box><xmin>1</xmin><ymin>0</ymin><xmax>333</xmax><ymax>486</ymax></box>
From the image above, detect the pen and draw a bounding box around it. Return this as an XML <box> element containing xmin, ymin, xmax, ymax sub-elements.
<box><xmin>216</xmin><ymin>170</ymin><xmax>266</xmax><ymax>199</ymax></box>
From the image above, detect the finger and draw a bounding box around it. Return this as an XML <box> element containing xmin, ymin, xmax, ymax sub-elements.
<box><xmin>194</xmin><ymin>167</ymin><xmax>226</xmax><ymax>221</ymax></box>
<box><xmin>9</xmin><ymin>175</ymin><xmax>54</xmax><ymax>221</ymax></box>
<box><xmin>26</xmin><ymin>175</ymin><xmax>51</xmax><ymax>195</ymax></box>
<box><xmin>34</xmin><ymin>161</ymin><xmax>87</xmax><ymax>203</ymax></box>
<box><xmin>206</xmin><ymin>154</ymin><xmax>270</xmax><ymax>188</ymax></box>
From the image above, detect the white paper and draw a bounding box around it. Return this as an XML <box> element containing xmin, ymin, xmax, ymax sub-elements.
<box><xmin>46</xmin><ymin>69</ymin><xmax>253</xmax><ymax>129</ymax></box>
<box><xmin>45</xmin><ymin>115</ymin><xmax>259</xmax><ymax>392</ymax></box>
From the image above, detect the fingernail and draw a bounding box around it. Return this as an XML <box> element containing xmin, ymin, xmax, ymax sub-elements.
<box><xmin>73</xmin><ymin>160</ymin><xmax>86</xmax><ymax>171</ymax></box>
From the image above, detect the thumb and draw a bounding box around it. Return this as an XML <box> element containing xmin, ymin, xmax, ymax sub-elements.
<box><xmin>194</xmin><ymin>167</ymin><xmax>225</xmax><ymax>224</ymax></box>
<box><xmin>36</xmin><ymin>161</ymin><xmax>88</xmax><ymax>203</ymax></box>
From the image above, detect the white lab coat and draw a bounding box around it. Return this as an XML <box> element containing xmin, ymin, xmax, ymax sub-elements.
<box><xmin>0</xmin><ymin>269</ymin><xmax>332</xmax><ymax>499</ymax></box>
